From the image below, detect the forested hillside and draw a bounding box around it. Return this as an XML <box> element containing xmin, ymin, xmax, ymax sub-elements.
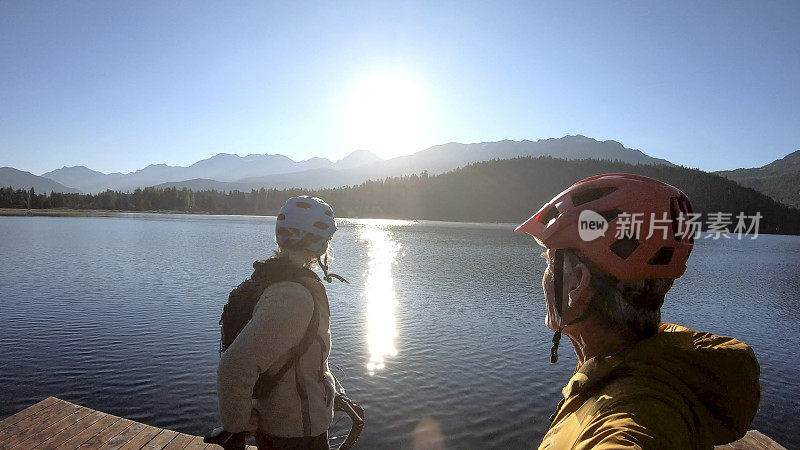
<box><xmin>716</xmin><ymin>150</ymin><xmax>800</xmax><ymax>209</ymax></box>
<box><xmin>4</xmin><ymin>157</ymin><xmax>799</xmax><ymax>234</ymax></box>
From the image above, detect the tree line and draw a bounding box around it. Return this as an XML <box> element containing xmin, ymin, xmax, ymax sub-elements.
<box><xmin>3</xmin><ymin>156</ymin><xmax>800</xmax><ymax>234</ymax></box>
<box><xmin>0</xmin><ymin>185</ymin><xmax>310</xmax><ymax>214</ymax></box>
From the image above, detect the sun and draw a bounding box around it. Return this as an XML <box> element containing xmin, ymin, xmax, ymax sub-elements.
<box><xmin>344</xmin><ymin>73</ymin><xmax>432</xmax><ymax>160</ymax></box>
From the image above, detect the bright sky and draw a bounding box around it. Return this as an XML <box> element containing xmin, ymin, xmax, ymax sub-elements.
<box><xmin>1</xmin><ymin>1</ymin><xmax>798</xmax><ymax>175</ymax></box>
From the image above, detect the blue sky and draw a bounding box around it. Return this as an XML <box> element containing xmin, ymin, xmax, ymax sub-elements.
<box><xmin>1</xmin><ymin>1</ymin><xmax>798</xmax><ymax>175</ymax></box>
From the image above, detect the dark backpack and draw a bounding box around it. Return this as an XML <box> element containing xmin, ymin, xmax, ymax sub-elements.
<box><xmin>220</xmin><ymin>258</ymin><xmax>325</xmax><ymax>399</ymax></box>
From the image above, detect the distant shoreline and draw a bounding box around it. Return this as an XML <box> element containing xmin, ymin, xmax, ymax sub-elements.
<box><xmin>0</xmin><ymin>208</ymin><xmax>520</xmax><ymax>228</ymax></box>
<box><xmin>1</xmin><ymin>208</ymin><xmax>796</xmax><ymax>238</ymax></box>
<box><xmin>0</xmin><ymin>208</ymin><xmax>213</xmax><ymax>217</ymax></box>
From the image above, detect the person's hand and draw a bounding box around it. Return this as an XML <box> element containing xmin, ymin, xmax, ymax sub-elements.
<box><xmin>245</xmin><ymin>409</ymin><xmax>259</xmax><ymax>433</ymax></box>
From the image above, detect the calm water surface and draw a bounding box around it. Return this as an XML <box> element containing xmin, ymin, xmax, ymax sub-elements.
<box><xmin>0</xmin><ymin>214</ymin><xmax>798</xmax><ymax>448</ymax></box>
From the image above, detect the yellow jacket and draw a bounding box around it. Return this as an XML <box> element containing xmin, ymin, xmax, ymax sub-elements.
<box><xmin>539</xmin><ymin>324</ymin><xmax>760</xmax><ymax>449</ymax></box>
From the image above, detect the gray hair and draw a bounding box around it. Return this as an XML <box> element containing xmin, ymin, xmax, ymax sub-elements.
<box><xmin>565</xmin><ymin>249</ymin><xmax>673</xmax><ymax>340</ymax></box>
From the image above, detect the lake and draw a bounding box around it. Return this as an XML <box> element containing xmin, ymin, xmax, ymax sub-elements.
<box><xmin>0</xmin><ymin>214</ymin><xmax>798</xmax><ymax>448</ymax></box>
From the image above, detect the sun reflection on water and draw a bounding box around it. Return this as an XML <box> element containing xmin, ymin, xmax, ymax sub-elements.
<box><xmin>360</xmin><ymin>225</ymin><xmax>403</xmax><ymax>375</ymax></box>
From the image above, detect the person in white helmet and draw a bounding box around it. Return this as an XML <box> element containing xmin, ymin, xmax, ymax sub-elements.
<box><xmin>217</xmin><ymin>196</ymin><xmax>346</xmax><ymax>450</ymax></box>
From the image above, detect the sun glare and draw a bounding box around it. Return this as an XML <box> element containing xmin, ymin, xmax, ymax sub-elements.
<box><xmin>344</xmin><ymin>73</ymin><xmax>432</xmax><ymax>159</ymax></box>
<box><xmin>360</xmin><ymin>225</ymin><xmax>402</xmax><ymax>375</ymax></box>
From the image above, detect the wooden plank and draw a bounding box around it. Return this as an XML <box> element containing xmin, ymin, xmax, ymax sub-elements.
<box><xmin>716</xmin><ymin>440</ymin><xmax>744</xmax><ymax>449</ymax></box>
<box><xmin>162</xmin><ymin>433</ymin><xmax>194</xmax><ymax>450</ymax></box>
<box><xmin>749</xmin><ymin>430</ymin><xmax>787</xmax><ymax>449</ymax></box>
<box><xmin>139</xmin><ymin>429</ymin><xmax>178</xmax><ymax>450</ymax></box>
<box><xmin>743</xmin><ymin>430</ymin><xmax>769</xmax><ymax>449</ymax></box>
<box><xmin>102</xmin><ymin>422</ymin><xmax>148</xmax><ymax>450</ymax></box>
<box><xmin>35</xmin><ymin>411</ymin><xmax>106</xmax><ymax>450</ymax></box>
<box><xmin>76</xmin><ymin>418</ymin><xmax>133</xmax><ymax>449</ymax></box>
<box><xmin>0</xmin><ymin>400</ymin><xmax>79</xmax><ymax>447</ymax></box>
<box><xmin>180</xmin><ymin>435</ymin><xmax>207</xmax><ymax>450</ymax></box>
<box><xmin>715</xmin><ymin>429</ymin><xmax>788</xmax><ymax>450</ymax></box>
<box><xmin>0</xmin><ymin>397</ymin><xmax>60</xmax><ymax>433</ymax></box>
<box><xmin>116</xmin><ymin>425</ymin><xmax>162</xmax><ymax>450</ymax></box>
<box><xmin>53</xmin><ymin>414</ymin><xmax>121</xmax><ymax>449</ymax></box>
<box><xmin>0</xmin><ymin>398</ymin><xmax>71</xmax><ymax>443</ymax></box>
<box><xmin>9</xmin><ymin>406</ymin><xmax>94</xmax><ymax>449</ymax></box>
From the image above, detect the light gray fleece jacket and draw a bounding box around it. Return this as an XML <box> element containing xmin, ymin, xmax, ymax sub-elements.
<box><xmin>217</xmin><ymin>279</ymin><xmax>335</xmax><ymax>437</ymax></box>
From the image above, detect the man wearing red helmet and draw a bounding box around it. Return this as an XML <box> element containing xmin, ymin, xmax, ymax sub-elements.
<box><xmin>516</xmin><ymin>174</ymin><xmax>760</xmax><ymax>449</ymax></box>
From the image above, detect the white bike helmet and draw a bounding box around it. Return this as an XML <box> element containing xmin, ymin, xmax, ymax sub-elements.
<box><xmin>275</xmin><ymin>196</ymin><xmax>336</xmax><ymax>253</ymax></box>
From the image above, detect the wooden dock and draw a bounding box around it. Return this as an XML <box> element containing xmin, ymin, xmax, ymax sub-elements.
<box><xmin>0</xmin><ymin>397</ymin><xmax>788</xmax><ymax>449</ymax></box>
<box><xmin>715</xmin><ymin>431</ymin><xmax>788</xmax><ymax>450</ymax></box>
<box><xmin>0</xmin><ymin>397</ymin><xmax>256</xmax><ymax>450</ymax></box>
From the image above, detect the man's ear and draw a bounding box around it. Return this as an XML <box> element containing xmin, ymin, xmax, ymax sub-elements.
<box><xmin>568</xmin><ymin>262</ymin><xmax>592</xmax><ymax>308</ymax></box>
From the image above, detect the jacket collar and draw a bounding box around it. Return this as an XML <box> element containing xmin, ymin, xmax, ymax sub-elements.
<box><xmin>251</xmin><ymin>258</ymin><xmax>320</xmax><ymax>282</ymax></box>
<box><xmin>561</xmin><ymin>325</ymin><xmax>694</xmax><ymax>399</ymax></box>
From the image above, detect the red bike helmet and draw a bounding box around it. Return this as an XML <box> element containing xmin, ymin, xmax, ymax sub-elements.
<box><xmin>515</xmin><ymin>173</ymin><xmax>694</xmax><ymax>282</ymax></box>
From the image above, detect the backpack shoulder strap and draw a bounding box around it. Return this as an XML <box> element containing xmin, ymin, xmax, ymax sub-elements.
<box><xmin>251</xmin><ymin>274</ymin><xmax>325</xmax><ymax>399</ymax></box>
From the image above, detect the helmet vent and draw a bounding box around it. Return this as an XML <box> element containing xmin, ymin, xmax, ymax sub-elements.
<box><xmin>610</xmin><ymin>237</ymin><xmax>639</xmax><ymax>259</ymax></box>
<box><xmin>537</xmin><ymin>204</ymin><xmax>561</xmax><ymax>227</ymax></box>
<box><xmin>669</xmin><ymin>198</ymin><xmax>681</xmax><ymax>242</ymax></box>
<box><xmin>313</xmin><ymin>221</ymin><xmax>329</xmax><ymax>230</ymax></box>
<box><xmin>648</xmin><ymin>246</ymin><xmax>675</xmax><ymax>265</ymax></box>
<box><xmin>571</xmin><ymin>187</ymin><xmax>617</xmax><ymax>207</ymax></box>
<box><xmin>295</xmin><ymin>201</ymin><xmax>312</xmax><ymax>209</ymax></box>
<box><xmin>277</xmin><ymin>213</ymin><xmax>285</xmax><ymax>220</ymax></box>
<box><xmin>670</xmin><ymin>196</ymin><xmax>694</xmax><ymax>244</ymax></box>
<box><xmin>324</xmin><ymin>210</ymin><xmax>333</xmax><ymax>216</ymax></box>
<box><xmin>599</xmin><ymin>209</ymin><xmax>621</xmax><ymax>223</ymax></box>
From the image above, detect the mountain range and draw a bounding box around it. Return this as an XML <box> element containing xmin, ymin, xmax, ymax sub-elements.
<box><xmin>0</xmin><ymin>167</ymin><xmax>80</xmax><ymax>194</ymax></box>
<box><xmin>162</xmin><ymin>135</ymin><xmax>673</xmax><ymax>193</ymax></box>
<box><xmin>3</xmin><ymin>135</ymin><xmax>673</xmax><ymax>194</ymax></box>
<box><xmin>3</xmin><ymin>134</ymin><xmax>798</xmax><ymax>213</ymax></box>
<box><xmin>40</xmin><ymin>148</ymin><xmax>382</xmax><ymax>194</ymax></box>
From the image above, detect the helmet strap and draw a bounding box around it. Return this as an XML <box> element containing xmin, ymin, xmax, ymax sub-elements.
<box><xmin>317</xmin><ymin>253</ymin><xmax>350</xmax><ymax>284</ymax></box>
<box><xmin>549</xmin><ymin>248</ymin><xmax>595</xmax><ymax>363</ymax></box>
<box><xmin>551</xmin><ymin>249</ymin><xmax>564</xmax><ymax>363</ymax></box>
